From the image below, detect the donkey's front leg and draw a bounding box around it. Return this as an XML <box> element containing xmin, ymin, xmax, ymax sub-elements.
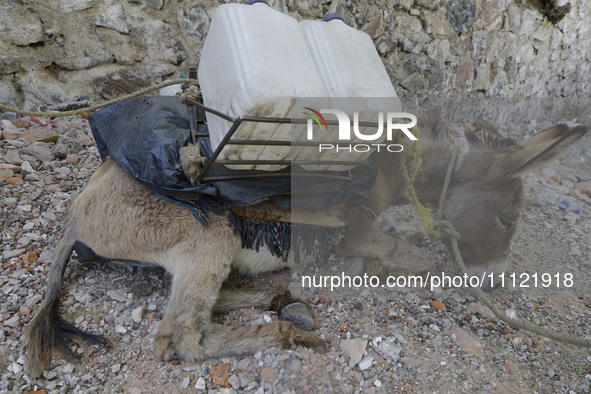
<box><xmin>153</xmin><ymin>217</ymin><xmax>237</xmax><ymax>362</ymax></box>
<box><xmin>154</xmin><ymin>263</ymin><xmax>232</xmax><ymax>362</ymax></box>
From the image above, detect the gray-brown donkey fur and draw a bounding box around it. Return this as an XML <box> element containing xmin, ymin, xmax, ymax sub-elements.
<box><xmin>23</xmin><ymin>122</ymin><xmax>588</xmax><ymax>377</ymax></box>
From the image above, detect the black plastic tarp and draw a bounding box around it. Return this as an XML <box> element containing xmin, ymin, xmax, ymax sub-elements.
<box><xmin>88</xmin><ymin>96</ymin><xmax>377</xmax><ymax>209</ymax></box>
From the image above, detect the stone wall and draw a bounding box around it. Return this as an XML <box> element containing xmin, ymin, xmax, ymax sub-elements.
<box><xmin>0</xmin><ymin>0</ymin><xmax>589</xmax><ymax>110</ymax></box>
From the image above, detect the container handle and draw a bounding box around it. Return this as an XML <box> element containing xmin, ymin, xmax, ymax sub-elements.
<box><xmin>247</xmin><ymin>0</ymin><xmax>270</xmax><ymax>5</ymax></box>
<box><xmin>322</xmin><ymin>13</ymin><xmax>346</xmax><ymax>23</ymax></box>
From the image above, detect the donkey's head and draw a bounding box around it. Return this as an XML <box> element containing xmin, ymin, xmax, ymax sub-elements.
<box><xmin>421</xmin><ymin>123</ymin><xmax>588</xmax><ymax>288</ymax></box>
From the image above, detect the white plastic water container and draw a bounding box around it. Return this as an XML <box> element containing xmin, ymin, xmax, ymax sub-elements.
<box><xmin>198</xmin><ymin>1</ymin><xmax>327</xmax><ymax>170</ymax></box>
<box><xmin>199</xmin><ymin>5</ymin><xmax>401</xmax><ymax>171</ymax></box>
<box><xmin>297</xmin><ymin>15</ymin><xmax>401</xmax><ymax>170</ymax></box>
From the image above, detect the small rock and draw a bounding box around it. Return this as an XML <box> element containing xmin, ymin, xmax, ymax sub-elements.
<box><xmin>451</xmin><ymin>327</ymin><xmax>484</xmax><ymax>354</ymax></box>
<box><xmin>22</xmin><ymin>142</ymin><xmax>54</xmax><ymax>162</ymax></box>
<box><xmin>111</xmin><ymin>363</ymin><xmax>121</xmax><ymax>373</ymax></box>
<box><xmin>24</xmin><ymin>251</ymin><xmax>39</xmax><ymax>262</ymax></box>
<box><xmin>430</xmin><ymin>299</ymin><xmax>447</xmax><ymax>312</ymax></box>
<box><xmin>95</xmin><ymin>4</ymin><xmax>130</xmax><ymax>34</ymax></box>
<box><xmin>131</xmin><ymin>306</ymin><xmax>145</xmax><ymax>323</ymax></box>
<box><xmin>11</xmin><ymin>362</ymin><xmax>23</xmax><ymax>375</ymax></box>
<box><xmin>181</xmin><ymin>376</ymin><xmax>190</xmax><ymax>389</ymax></box>
<box><xmin>340</xmin><ymin>339</ymin><xmax>367</xmax><ymax>367</ymax></box>
<box><xmin>447</xmin><ymin>0</ymin><xmax>476</xmax><ymax>32</ymax></box>
<box><xmin>62</xmin><ymin>363</ymin><xmax>75</xmax><ymax>374</ymax></box>
<box><xmin>194</xmin><ymin>377</ymin><xmax>206</xmax><ymax>390</ymax></box>
<box><xmin>25</xmin><ymin>293</ymin><xmax>43</xmax><ymax>307</ymax></box>
<box><xmin>358</xmin><ymin>357</ymin><xmax>373</xmax><ymax>370</ymax></box>
<box><xmin>107</xmin><ymin>290</ymin><xmax>127</xmax><ymax>303</ymax></box>
<box><xmin>228</xmin><ymin>374</ymin><xmax>241</xmax><ymax>389</ymax></box>
<box><xmin>210</xmin><ymin>362</ymin><xmax>231</xmax><ymax>388</ymax></box>
<box><xmin>4</xmin><ymin>150</ymin><xmax>23</xmax><ymax>165</ymax></box>
<box><xmin>20</xmin><ymin>161</ymin><xmax>34</xmax><ymax>174</ymax></box>
<box><xmin>54</xmin><ymin>134</ymin><xmax>84</xmax><ymax>159</ymax></box>
<box><xmin>375</xmin><ymin>340</ymin><xmax>402</xmax><ymax>363</ymax></box>
<box><xmin>1</xmin><ymin>119</ymin><xmax>17</xmax><ymax>130</ymax></box>
<box><xmin>115</xmin><ymin>325</ymin><xmax>127</xmax><ymax>333</ymax></box>
<box><xmin>12</xmin><ymin>119</ymin><xmax>31</xmax><ymax>128</ymax></box>
<box><xmin>505</xmin><ymin>308</ymin><xmax>517</xmax><ymax>319</ymax></box>
<box><xmin>19</xmin><ymin>305</ymin><xmax>32</xmax><ymax>314</ymax></box>
<box><xmin>5</xmin><ymin>315</ymin><xmax>20</xmax><ymax>328</ymax></box>
<box><xmin>6</xmin><ymin>176</ymin><xmax>23</xmax><ymax>186</ymax></box>
<box><xmin>3</xmin><ymin>248</ymin><xmax>25</xmax><ymax>259</ymax></box>
<box><xmin>260</xmin><ymin>367</ymin><xmax>278</xmax><ymax>382</ymax></box>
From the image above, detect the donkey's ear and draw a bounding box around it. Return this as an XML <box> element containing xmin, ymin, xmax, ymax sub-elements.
<box><xmin>504</xmin><ymin>125</ymin><xmax>588</xmax><ymax>177</ymax></box>
<box><xmin>520</xmin><ymin>124</ymin><xmax>569</xmax><ymax>147</ymax></box>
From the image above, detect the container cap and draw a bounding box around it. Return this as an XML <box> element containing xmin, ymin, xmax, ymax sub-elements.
<box><xmin>247</xmin><ymin>0</ymin><xmax>270</xmax><ymax>5</ymax></box>
<box><xmin>322</xmin><ymin>13</ymin><xmax>346</xmax><ymax>23</ymax></box>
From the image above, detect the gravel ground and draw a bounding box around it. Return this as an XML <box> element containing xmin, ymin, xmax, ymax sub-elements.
<box><xmin>1</xmin><ymin>115</ymin><xmax>591</xmax><ymax>393</ymax></box>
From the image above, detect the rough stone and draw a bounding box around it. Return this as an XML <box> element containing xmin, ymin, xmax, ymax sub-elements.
<box><xmin>0</xmin><ymin>4</ymin><xmax>44</xmax><ymax>46</ymax></box>
<box><xmin>22</xmin><ymin>142</ymin><xmax>54</xmax><ymax>162</ymax></box>
<box><xmin>210</xmin><ymin>363</ymin><xmax>231</xmax><ymax>388</ymax></box>
<box><xmin>375</xmin><ymin>38</ymin><xmax>396</xmax><ymax>56</ymax></box>
<box><xmin>59</xmin><ymin>0</ymin><xmax>96</xmax><ymax>13</ymax></box>
<box><xmin>395</xmin><ymin>15</ymin><xmax>423</xmax><ymax>33</ymax></box>
<box><xmin>92</xmin><ymin>70</ymin><xmax>151</xmax><ymax>100</ymax></box>
<box><xmin>415</xmin><ymin>0</ymin><xmax>440</xmax><ymax>10</ymax></box>
<box><xmin>424</xmin><ymin>12</ymin><xmax>451</xmax><ymax>36</ymax></box>
<box><xmin>446</xmin><ymin>0</ymin><xmax>476</xmax><ymax>32</ymax></box>
<box><xmin>455</xmin><ymin>61</ymin><xmax>473</xmax><ymax>88</ymax></box>
<box><xmin>194</xmin><ymin>377</ymin><xmax>206</xmax><ymax>390</ymax></box>
<box><xmin>358</xmin><ymin>357</ymin><xmax>373</xmax><ymax>371</ymax></box>
<box><xmin>53</xmin><ymin>135</ymin><xmax>84</xmax><ymax>159</ymax></box>
<box><xmin>475</xmin><ymin>0</ymin><xmax>506</xmax><ymax>30</ymax></box>
<box><xmin>473</xmin><ymin>64</ymin><xmax>490</xmax><ymax>91</ymax></box>
<box><xmin>471</xmin><ymin>32</ymin><xmax>489</xmax><ymax>61</ymax></box>
<box><xmin>4</xmin><ymin>150</ymin><xmax>23</xmax><ymax>165</ymax></box>
<box><xmin>1</xmin><ymin>120</ymin><xmax>17</xmax><ymax>130</ymax></box>
<box><xmin>340</xmin><ymin>339</ymin><xmax>367</xmax><ymax>367</ymax></box>
<box><xmin>260</xmin><ymin>367</ymin><xmax>278</xmax><ymax>381</ymax></box>
<box><xmin>107</xmin><ymin>290</ymin><xmax>127</xmax><ymax>303</ymax></box>
<box><xmin>131</xmin><ymin>306</ymin><xmax>145</xmax><ymax>323</ymax></box>
<box><xmin>130</xmin><ymin>20</ymin><xmax>188</xmax><ymax>65</ymax></box>
<box><xmin>375</xmin><ymin>339</ymin><xmax>402</xmax><ymax>363</ymax></box>
<box><xmin>95</xmin><ymin>4</ymin><xmax>130</xmax><ymax>34</ymax></box>
<box><xmin>400</xmin><ymin>38</ymin><xmax>425</xmax><ymax>54</ymax></box>
<box><xmin>429</xmin><ymin>67</ymin><xmax>446</xmax><ymax>91</ymax></box>
<box><xmin>364</xmin><ymin>13</ymin><xmax>383</xmax><ymax>39</ymax></box>
<box><xmin>426</xmin><ymin>39</ymin><xmax>452</xmax><ymax>62</ymax></box>
<box><xmin>177</xmin><ymin>4</ymin><xmax>211</xmax><ymax>40</ymax></box>
<box><xmin>504</xmin><ymin>2</ymin><xmax>522</xmax><ymax>32</ymax></box>
<box><xmin>452</xmin><ymin>327</ymin><xmax>484</xmax><ymax>354</ymax></box>
<box><xmin>400</xmin><ymin>73</ymin><xmax>425</xmax><ymax>92</ymax></box>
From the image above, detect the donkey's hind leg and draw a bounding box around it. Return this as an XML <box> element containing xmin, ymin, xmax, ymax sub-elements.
<box><xmin>201</xmin><ymin>321</ymin><xmax>328</xmax><ymax>357</ymax></box>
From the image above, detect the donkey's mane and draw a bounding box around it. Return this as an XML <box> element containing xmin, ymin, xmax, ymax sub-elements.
<box><xmin>465</xmin><ymin>125</ymin><xmax>522</xmax><ymax>154</ymax></box>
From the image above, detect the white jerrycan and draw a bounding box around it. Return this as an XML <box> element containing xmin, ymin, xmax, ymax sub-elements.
<box><xmin>297</xmin><ymin>14</ymin><xmax>402</xmax><ymax>171</ymax></box>
<box><xmin>198</xmin><ymin>0</ymin><xmax>327</xmax><ymax>171</ymax></box>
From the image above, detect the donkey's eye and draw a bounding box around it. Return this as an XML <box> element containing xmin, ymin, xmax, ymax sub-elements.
<box><xmin>496</xmin><ymin>215</ymin><xmax>514</xmax><ymax>229</ymax></box>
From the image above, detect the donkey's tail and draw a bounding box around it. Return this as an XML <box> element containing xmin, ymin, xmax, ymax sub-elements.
<box><xmin>23</xmin><ymin>228</ymin><xmax>110</xmax><ymax>378</ymax></box>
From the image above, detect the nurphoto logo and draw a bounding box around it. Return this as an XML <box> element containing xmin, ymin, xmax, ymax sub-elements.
<box><xmin>303</xmin><ymin>107</ymin><xmax>418</xmax><ymax>153</ymax></box>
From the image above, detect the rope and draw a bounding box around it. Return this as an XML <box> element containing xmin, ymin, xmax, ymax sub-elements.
<box><xmin>0</xmin><ymin>78</ymin><xmax>199</xmax><ymax>118</ymax></box>
<box><xmin>428</xmin><ymin>145</ymin><xmax>591</xmax><ymax>347</ymax></box>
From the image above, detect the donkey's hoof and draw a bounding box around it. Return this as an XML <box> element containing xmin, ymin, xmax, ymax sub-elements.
<box><xmin>280</xmin><ymin>302</ymin><xmax>315</xmax><ymax>331</ymax></box>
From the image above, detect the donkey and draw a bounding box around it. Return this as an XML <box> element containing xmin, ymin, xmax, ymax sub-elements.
<box><xmin>23</xmin><ymin>121</ymin><xmax>588</xmax><ymax>377</ymax></box>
